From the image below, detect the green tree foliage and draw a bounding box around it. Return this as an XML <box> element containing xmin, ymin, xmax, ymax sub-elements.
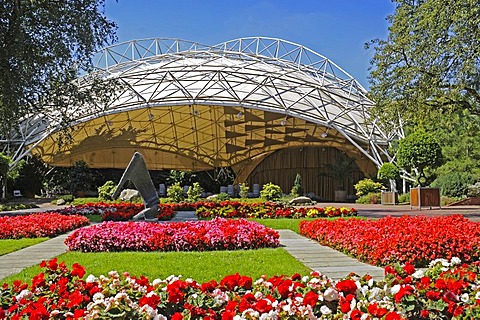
<box><xmin>290</xmin><ymin>173</ymin><xmax>303</xmax><ymax>196</ymax></box>
<box><xmin>425</xmin><ymin>110</ymin><xmax>480</xmax><ymax>178</ymax></box>
<box><xmin>397</xmin><ymin>131</ymin><xmax>443</xmax><ymax>185</ymax></box>
<box><xmin>9</xmin><ymin>155</ymin><xmax>48</xmax><ymax>197</ymax></box>
<box><xmin>0</xmin><ymin>1</ymin><xmax>118</xmax><ymax>138</ymax></box>
<box><xmin>367</xmin><ymin>0</ymin><xmax>480</xmax><ymax>127</ymax></box>
<box><xmin>260</xmin><ymin>183</ymin><xmax>283</xmax><ymax>201</ymax></box>
<box><xmin>0</xmin><ymin>153</ymin><xmax>10</xmax><ymax>198</ymax></box>
<box><xmin>68</xmin><ymin>160</ymin><xmax>96</xmax><ymax>194</ymax></box>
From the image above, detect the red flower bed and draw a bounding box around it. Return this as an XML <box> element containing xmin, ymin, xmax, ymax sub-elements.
<box><xmin>0</xmin><ymin>213</ymin><xmax>89</xmax><ymax>239</ymax></box>
<box><xmin>196</xmin><ymin>201</ymin><xmax>356</xmax><ymax>219</ymax></box>
<box><xmin>65</xmin><ymin>218</ymin><xmax>280</xmax><ymax>252</ymax></box>
<box><xmin>57</xmin><ymin>203</ymin><xmax>176</xmax><ymax>221</ymax></box>
<box><xmin>2</xmin><ymin>258</ymin><xmax>478</xmax><ymax>319</ymax></box>
<box><xmin>300</xmin><ymin>215</ymin><xmax>480</xmax><ymax>267</ymax></box>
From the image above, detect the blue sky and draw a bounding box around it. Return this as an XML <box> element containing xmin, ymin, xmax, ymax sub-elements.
<box><xmin>104</xmin><ymin>1</ymin><xmax>395</xmax><ymax>89</ymax></box>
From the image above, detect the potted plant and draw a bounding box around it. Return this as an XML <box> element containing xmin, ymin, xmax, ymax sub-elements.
<box><xmin>397</xmin><ymin>130</ymin><xmax>443</xmax><ymax>208</ymax></box>
<box><xmin>377</xmin><ymin>162</ymin><xmax>400</xmax><ymax>205</ymax></box>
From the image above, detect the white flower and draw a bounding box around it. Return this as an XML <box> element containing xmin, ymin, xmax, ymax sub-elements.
<box><xmin>391</xmin><ymin>284</ymin><xmax>401</xmax><ymax>295</ymax></box>
<box><xmin>259</xmin><ymin>311</ymin><xmax>276</xmax><ymax>320</ymax></box>
<box><xmin>320</xmin><ymin>305</ymin><xmax>332</xmax><ymax>315</ymax></box>
<box><xmin>324</xmin><ymin>287</ymin><xmax>339</xmax><ymax>302</ymax></box>
<box><xmin>412</xmin><ymin>269</ymin><xmax>425</xmax><ymax>279</ymax></box>
<box><xmin>108</xmin><ymin>270</ymin><xmax>119</xmax><ymax>278</ymax></box>
<box><xmin>86</xmin><ymin>274</ymin><xmax>97</xmax><ymax>283</ymax></box>
<box><xmin>254</xmin><ymin>291</ymin><xmax>264</xmax><ymax>299</ymax></box>
<box><xmin>476</xmin><ymin>291</ymin><xmax>480</xmax><ymax>300</ymax></box>
<box><xmin>15</xmin><ymin>289</ymin><xmax>32</xmax><ymax>301</ymax></box>
<box><xmin>140</xmin><ymin>304</ymin><xmax>157</xmax><ymax>317</ymax></box>
<box><xmin>152</xmin><ymin>279</ymin><xmax>163</xmax><ymax>287</ymax></box>
<box><xmin>368</xmin><ymin>278</ymin><xmax>374</xmax><ymax>287</ymax></box>
<box><xmin>93</xmin><ymin>292</ymin><xmax>105</xmax><ymax>302</ymax></box>
<box><xmin>154</xmin><ymin>315</ymin><xmax>168</xmax><ymax>320</ymax></box>
<box><xmin>461</xmin><ymin>293</ymin><xmax>470</xmax><ymax>303</ymax></box>
<box><xmin>451</xmin><ymin>257</ymin><xmax>462</xmax><ymax>265</ymax></box>
<box><xmin>361</xmin><ymin>314</ymin><xmax>370</xmax><ymax>320</ymax></box>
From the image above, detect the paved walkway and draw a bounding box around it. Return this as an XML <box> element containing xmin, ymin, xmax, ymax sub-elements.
<box><xmin>0</xmin><ymin>210</ymin><xmax>387</xmax><ymax>281</ymax></box>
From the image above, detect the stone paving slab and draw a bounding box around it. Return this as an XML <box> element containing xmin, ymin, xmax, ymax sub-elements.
<box><xmin>0</xmin><ymin>233</ymin><xmax>70</xmax><ymax>280</ymax></box>
<box><xmin>278</xmin><ymin>229</ymin><xmax>384</xmax><ymax>280</ymax></box>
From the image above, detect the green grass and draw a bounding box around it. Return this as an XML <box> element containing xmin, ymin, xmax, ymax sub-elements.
<box><xmin>87</xmin><ymin>214</ymin><xmax>103</xmax><ymax>223</ymax></box>
<box><xmin>252</xmin><ymin>217</ymin><xmax>366</xmax><ymax>234</ymax></box>
<box><xmin>1</xmin><ymin>248</ymin><xmax>311</xmax><ymax>285</ymax></box>
<box><xmin>251</xmin><ymin>218</ymin><xmax>315</xmax><ymax>233</ymax></box>
<box><xmin>0</xmin><ymin>238</ymin><xmax>48</xmax><ymax>256</ymax></box>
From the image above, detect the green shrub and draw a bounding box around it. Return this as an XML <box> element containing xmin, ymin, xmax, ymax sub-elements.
<box><xmin>239</xmin><ymin>182</ymin><xmax>249</xmax><ymax>199</ymax></box>
<box><xmin>167</xmin><ymin>182</ymin><xmax>184</xmax><ymax>203</ymax></box>
<box><xmin>260</xmin><ymin>183</ymin><xmax>283</xmax><ymax>201</ymax></box>
<box><xmin>98</xmin><ymin>180</ymin><xmax>116</xmax><ymax>200</ymax></box>
<box><xmin>57</xmin><ymin>194</ymin><xmax>75</xmax><ymax>203</ymax></box>
<box><xmin>398</xmin><ymin>193</ymin><xmax>410</xmax><ymax>204</ymax></box>
<box><xmin>430</xmin><ymin>172</ymin><xmax>477</xmax><ymax>197</ymax></box>
<box><xmin>214</xmin><ymin>193</ymin><xmax>230</xmax><ymax>201</ymax></box>
<box><xmin>290</xmin><ymin>173</ymin><xmax>303</xmax><ymax>196</ymax></box>
<box><xmin>440</xmin><ymin>196</ymin><xmax>459</xmax><ymax>206</ymax></box>
<box><xmin>355</xmin><ymin>192</ymin><xmax>381</xmax><ymax>204</ymax></box>
<box><xmin>187</xmin><ymin>182</ymin><xmax>202</xmax><ymax>202</ymax></box>
<box><xmin>354</xmin><ymin>178</ymin><xmax>384</xmax><ymax>197</ymax></box>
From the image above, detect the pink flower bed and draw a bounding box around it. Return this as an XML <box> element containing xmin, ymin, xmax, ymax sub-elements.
<box><xmin>65</xmin><ymin>218</ymin><xmax>280</xmax><ymax>252</ymax></box>
<box><xmin>300</xmin><ymin>215</ymin><xmax>480</xmax><ymax>267</ymax></box>
<box><xmin>0</xmin><ymin>213</ymin><xmax>89</xmax><ymax>239</ymax></box>
<box><xmin>57</xmin><ymin>203</ymin><xmax>176</xmax><ymax>221</ymax></box>
<box><xmin>2</xmin><ymin>258</ymin><xmax>478</xmax><ymax>319</ymax></box>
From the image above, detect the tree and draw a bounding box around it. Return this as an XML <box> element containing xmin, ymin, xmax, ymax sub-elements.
<box><xmin>0</xmin><ymin>1</ymin><xmax>118</xmax><ymax>142</ymax></box>
<box><xmin>0</xmin><ymin>153</ymin><xmax>10</xmax><ymax>198</ymax></box>
<box><xmin>367</xmin><ymin>0</ymin><xmax>480</xmax><ymax>127</ymax></box>
<box><xmin>396</xmin><ymin>130</ymin><xmax>443</xmax><ymax>186</ymax></box>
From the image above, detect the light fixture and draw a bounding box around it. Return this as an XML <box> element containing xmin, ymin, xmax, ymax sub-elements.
<box><xmin>107</xmin><ymin>120</ymin><xmax>113</xmax><ymax>126</ymax></box>
<box><xmin>148</xmin><ymin>113</ymin><xmax>154</xmax><ymax>121</ymax></box>
<box><xmin>280</xmin><ymin>119</ymin><xmax>287</xmax><ymax>126</ymax></box>
<box><xmin>236</xmin><ymin>111</ymin><xmax>243</xmax><ymax>118</ymax></box>
<box><xmin>193</xmin><ymin>110</ymin><xmax>200</xmax><ymax>116</ymax></box>
<box><xmin>321</xmin><ymin>131</ymin><xmax>328</xmax><ymax>138</ymax></box>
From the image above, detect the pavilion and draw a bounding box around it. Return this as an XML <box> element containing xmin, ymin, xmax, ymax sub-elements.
<box><xmin>8</xmin><ymin>37</ymin><xmax>402</xmax><ymax>200</ymax></box>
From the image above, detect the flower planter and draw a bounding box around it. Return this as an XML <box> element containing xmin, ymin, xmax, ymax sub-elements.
<box><xmin>410</xmin><ymin>187</ymin><xmax>440</xmax><ymax>209</ymax></box>
<box><xmin>381</xmin><ymin>191</ymin><xmax>398</xmax><ymax>205</ymax></box>
<box><xmin>334</xmin><ymin>190</ymin><xmax>347</xmax><ymax>202</ymax></box>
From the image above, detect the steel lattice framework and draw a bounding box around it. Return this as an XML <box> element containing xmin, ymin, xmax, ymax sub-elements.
<box><xmin>7</xmin><ymin>37</ymin><xmax>402</xmax><ymax>178</ymax></box>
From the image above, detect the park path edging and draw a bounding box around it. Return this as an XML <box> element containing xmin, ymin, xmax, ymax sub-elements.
<box><xmin>278</xmin><ymin>229</ymin><xmax>385</xmax><ymax>280</ymax></box>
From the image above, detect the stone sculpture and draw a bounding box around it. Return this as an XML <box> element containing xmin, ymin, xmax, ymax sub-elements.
<box><xmin>112</xmin><ymin>152</ymin><xmax>159</xmax><ymax>221</ymax></box>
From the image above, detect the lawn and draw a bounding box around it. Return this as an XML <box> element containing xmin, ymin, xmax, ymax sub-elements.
<box><xmin>0</xmin><ymin>238</ymin><xmax>48</xmax><ymax>256</ymax></box>
<box><xmin>252</xmin><ymin>216</ymin><xmax>365</xmax><ymax>233</ymax></box>
<box><xmin>1</xmin><ymin>247</ymin><xmax>311</xmax><ymax>285</ymax></box>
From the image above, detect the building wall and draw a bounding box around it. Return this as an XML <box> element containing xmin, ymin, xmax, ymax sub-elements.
<box><xmin>246</xmin><ymin>146</ymin><xmax>368</xmax><ymax>201</ymax></box>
